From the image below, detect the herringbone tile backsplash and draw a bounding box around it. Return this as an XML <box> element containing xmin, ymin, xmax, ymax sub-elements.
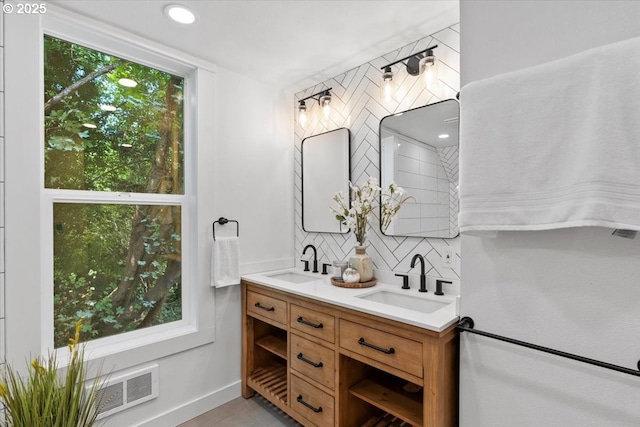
<box><xmin>294</xmin><ymin>24</ymin><xmax>461</xmax><ymax>282</ymax></box>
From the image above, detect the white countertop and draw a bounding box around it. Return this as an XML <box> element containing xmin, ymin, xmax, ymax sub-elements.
<box><xmin>242</xmin><ymin>268</ymin><xmax>459</xmax><ymax>333</ymax></box>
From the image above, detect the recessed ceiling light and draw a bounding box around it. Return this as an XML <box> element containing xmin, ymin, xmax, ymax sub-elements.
<box><xmin>82</xmin><ymin>123</ymin><xmax>97</xmax><ymax>129</ymax></box>
<box><xmin>438</xmin><ymin>133</ymin><xmax>450</xmax><ymax>139</ymax></box>
<box><xmin>164</xmin><ymin>4</ymin><xmax>197</xmax><ymax>24</ymax></box>
<box><xmin>118</xmin><ymin>78</ymin><xmax>138</xmax><ymax>88</ymax></box>
<box><xmin>100</xmin><ymin>104</ymin><xmax>117</xmax><ymax>112</ymax></box>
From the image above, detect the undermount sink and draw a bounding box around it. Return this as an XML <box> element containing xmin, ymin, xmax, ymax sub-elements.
<box><xmin>356</xmin><ymin>290</ymin><xmax>449</xmax><ymax>313</ymax></box>
<box><xmin>266</xmin><ymin>271</ymin><xmax>316</xmax><ymax>284</ymax></box>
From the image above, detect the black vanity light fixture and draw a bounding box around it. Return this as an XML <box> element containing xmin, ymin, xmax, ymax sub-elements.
<box><xmin>297</xmin><ymin>88</ymin><xmax>333</xmax><ymax>127</ymax></box>
<box><xmin>380</xmin><ymin>44</ymin><xmax>439</xmax><ymax>102</ymax></box>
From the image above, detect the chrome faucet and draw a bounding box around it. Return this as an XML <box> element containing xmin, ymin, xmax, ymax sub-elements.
<box><xmin>410</xmin><ymin>253</ymin><xmax>428</xmax><ymax>292</ymax></box>
<box><xmin>302</xmin><ymin>244</ymin><xmax>319</xmax><ymax>273</ymax></box>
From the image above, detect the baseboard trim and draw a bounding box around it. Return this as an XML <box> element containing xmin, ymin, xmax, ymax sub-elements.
<box><xmin>135</xmin><ymin>380</ymin><xmax>241</xmax><ymax>427</ymax></box>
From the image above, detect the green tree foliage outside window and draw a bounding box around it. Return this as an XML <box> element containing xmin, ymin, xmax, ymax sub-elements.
<box><xmin>44</xmin><ymin>35</ymin><xmax>185</xmax><ymax>347</ymax></box>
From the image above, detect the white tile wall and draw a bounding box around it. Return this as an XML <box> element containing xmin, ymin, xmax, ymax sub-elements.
<box><xmin>0</xmin><ymin>47</ymin><xmax>3</xmax><ymax>93</ymax></box>
<box><xmin>0</xmin><ymin>138</ymin><xmax>3</xmax><ymax>182</ymax></box>
<box><xmin>1</xmin><ymin>0</ymin><xmax>5</xmax><ymax>367</ymax></box>
<box><xmin>0</xmin><ymin>1</ymin><xmax>3</xmax><ymax>46</ymax></box>
<box><xmin>295</xmin><ymin>25</ymin><xmax>461</xmax><ymax>282</ymax></box>
<box><xmin>437</xmin><ymin>144</ymin><xmax>459</xmax><ymax>236</ymax></box>
<box><xmin>0</xmin><ymin>319</ymin><xmax>4</xmax><ymax>364</ymax></box>
<box><xmin>0</xmin><ymin>92</ymin><xmax>4</xmax><ymax>137</ymax></box>
<box><xmin>0</xmin><ymin>183</ymin><xmax>3</xmax><ymax>227</ymax></box>
<box><xmin>0</xmin><ymin>274</ymin><xmax>4</xmax><ymax>319</ymax></box>
<box><xmin>392</xmin><ymin>135</ymin><xmax>450</xmax><ymax>236</ymax></box>
<box><xmin>0</xmin><ymin>229</ymin><xmax>3</xmax><ymax>281</ymax></box>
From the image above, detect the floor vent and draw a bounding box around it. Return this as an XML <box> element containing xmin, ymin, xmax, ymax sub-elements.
<box><xmin>90</xmin><ymin>364</ymin><xmax>159</xmax><ymax>419</ymax></box>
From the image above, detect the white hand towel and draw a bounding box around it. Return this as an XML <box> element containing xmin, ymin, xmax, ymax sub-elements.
<box><xmin>211</xmin><ymin>236</ymin><xmax>240</xmax><ymax>288</ymax></box>
<box><xmin>459</xmin><ymin>36</ymin><xmax>640</xmax><ymax>233</ymax></box>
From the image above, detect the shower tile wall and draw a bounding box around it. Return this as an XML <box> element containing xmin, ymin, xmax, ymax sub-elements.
<box><xmin>439</xmin><ymin>144</ymin><xmax>459</xmax><ymax>236</ymax></box>
<box><xmin>385</xmin><ymin>134</ymin><xmax>452</xmax><ymax>237</ymax></box>
<box><xmin>294</xmin><ymin>24</ymin><xmax>460</xmax><ymax>281</ymax></box>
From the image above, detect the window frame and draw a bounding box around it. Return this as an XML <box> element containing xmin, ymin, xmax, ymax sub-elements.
<box><xmin>39</xmin><ymin>9</ymin><xmax>214</xmax><ymax>364</ymax></box>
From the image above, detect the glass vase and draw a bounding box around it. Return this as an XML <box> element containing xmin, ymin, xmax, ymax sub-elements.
<box><xmin>349</xmin><ymin>245</ymin><xmax>373</xmax><ymax>282</ymax></box>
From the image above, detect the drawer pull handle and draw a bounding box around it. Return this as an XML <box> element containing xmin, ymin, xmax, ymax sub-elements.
<box><xmin>297</xmin><ymin>352</ymin><xmax>323</xmax><ymax>368</ymax></box>
<box><xmin>254</xmin><ymin>302</ymin><xmax>275</xmax><ymax>312</ymax></box>
<box><xmin>358</xmin><ymin>337</ymin><xmax>395</xmax><ymax>355</ymax></box>
<box><xmin>297</xmin><ymin>316</ymin><xmax>323</xmax><ymax>329</ymax></box>
<box><xmin>296</xmin><ymin>395</ymin><xmax>323</xmax><ymax>413</ymax></box>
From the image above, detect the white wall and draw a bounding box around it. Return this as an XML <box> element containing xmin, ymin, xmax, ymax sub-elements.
<box><xmin>460</xmin><ymin>2</ymin><xmax>640</xmax><ymax>426</ymax></box>
<box><xmin>213</xmin><ymin>67</ymin><xmax>294</xmax><ymax>275</ymax></box>
<box><xmin>4</xmin><ymin>10</ymin><xmax>293</xmax><ymax>427</ymax></box>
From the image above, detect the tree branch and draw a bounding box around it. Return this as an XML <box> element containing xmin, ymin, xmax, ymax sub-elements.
<box><xmin>44</xmin><ymin>61</ymin><xmax>121</xmax><ymax>113</ymax></box>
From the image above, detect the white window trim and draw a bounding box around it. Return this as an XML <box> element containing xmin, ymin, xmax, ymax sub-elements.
<box><xmin>38</xmin><ymin>6</ymin><xmax>217</xmax><ymax>371</ymax></box>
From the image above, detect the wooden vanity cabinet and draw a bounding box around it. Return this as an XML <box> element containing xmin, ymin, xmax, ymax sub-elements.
<box><xmin>242</xmin><ymin>280</ymin><xmax>459</xmax><ymax>427</ymax></box>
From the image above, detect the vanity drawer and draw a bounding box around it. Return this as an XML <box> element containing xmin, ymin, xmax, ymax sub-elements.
<box><xmin>290</xmin><ymin>304</ymin><xmax>335</xmax><ymax>343</ymax></box>
<box><xmin>290</xmin><ymin>373</ymin><xmax>335</xmax><ymax>427</ymax></box>
<box><xmin>290</xmin><ymin>333</ymin><xmax>335</xmax><ymax>391</ymax></box>
<box><xmin>246</xmin><ymin>290</ymin><xmax>287</xmax><ymax>326</ymax></box>
<box><xmin>339</xmin><ymin>319</ymin><xmax>423</xmax><ymax>378</ymax></box>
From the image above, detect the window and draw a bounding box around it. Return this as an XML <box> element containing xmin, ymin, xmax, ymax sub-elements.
<box><xmin>44</xmin><ymin>35</ymin><xmax>186</xmax><ymax>348</ymax></box>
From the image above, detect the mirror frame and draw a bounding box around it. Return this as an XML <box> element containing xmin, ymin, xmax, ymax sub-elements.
<box><xmin>301</xmin><ymin>127</ymin><xmax>351</xmax><ymax>234</ymax></box>
<box><xmin>378</xmin><ymin>99</ymin><xmax>460</xmax><ymax>239</ymax></box>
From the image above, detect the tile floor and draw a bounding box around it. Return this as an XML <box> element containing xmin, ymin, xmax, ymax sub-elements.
<box><xmin>179</xmin><ymin>395</ymin><xmax>302</xmax><ymax>427</ymax></box>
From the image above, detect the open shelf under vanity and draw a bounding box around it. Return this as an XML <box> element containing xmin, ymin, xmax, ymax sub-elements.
<box><xmin>361</xmin><ymin>412</ymin><xmax>416</xmax><ymax>427</ymax></box>
<box><xmin>342</xmin><ymin>355</ymin><xmax>424</xmax><ymax>427</ymax></box>
<box><xmin>255</xmin><ymin>334</ymin><xmax>287</xmax><ymax>360</ymax></box>
<box><xmin>247</xmin><ymin>363</ymin><xmax>288</xmax><ymax>407</ymax></box>
<box><xmin>350</xmin><ymin>375</ymin><xmax>423</xmax><ymax>426</ymax></box>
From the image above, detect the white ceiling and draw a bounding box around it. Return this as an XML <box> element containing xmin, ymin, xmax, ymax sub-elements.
<box><xmin>52</xmin><ymin>0</ymin><xmax>459</xmax><ymax>92</ymax></box>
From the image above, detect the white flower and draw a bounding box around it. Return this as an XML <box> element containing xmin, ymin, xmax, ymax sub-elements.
<box><xmin>332</xmin><ymin>177</ymin><xmax>412</xmax><ymax>244</ymax></box>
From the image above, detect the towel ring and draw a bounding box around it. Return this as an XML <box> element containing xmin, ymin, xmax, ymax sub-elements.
<box><xmin>213</xmin><ymin>217</ymin><xmax>239</xmax><ymax>240</ymax></box>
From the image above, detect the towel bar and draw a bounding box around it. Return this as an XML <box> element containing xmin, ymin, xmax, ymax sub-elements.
<box><xmin>458</xmin><ymin>317</ymin><xmax>640</xmax><ymax>378</ymax></box>
<box><xmin>212</xmin><ymin>217</ymin><xmax>239</xmax><ymax>240</ymax></box>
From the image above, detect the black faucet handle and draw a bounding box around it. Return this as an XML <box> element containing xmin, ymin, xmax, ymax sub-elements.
<box><xmin>321</xmin><ymin>263</ymin><xmax>331</xmax><ymax>275</ymax></box>
<box><xmin>435</xmin><ymin>279</ymin><xmax>452</xmax><ymax>296</ymax></box>
<box><xmin>300</xmin><ymin>259</ymin><xmax>310</xmax><ymax>271</ymax></box>
<box><xmin>395</xmin><ymin>273</ymin><xmax>410</xmax><ymax>290</ymax></box>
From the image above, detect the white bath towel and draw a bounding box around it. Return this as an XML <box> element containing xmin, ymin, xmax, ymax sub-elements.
<box><xmin>211</xmin><ymin>236</ymin><xmax>240</xmax><ymax>288</ymax></box>
<box><xmin>459</xmin><ymin>36</ymin><xmax>640</xmax><ymax>233</ymax></box>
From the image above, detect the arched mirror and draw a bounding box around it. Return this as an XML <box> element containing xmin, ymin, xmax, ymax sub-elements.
<box><xmin>379</xmin><ymin>99</ymin><xmax>459</xmax><ymax>238</ymax></box>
